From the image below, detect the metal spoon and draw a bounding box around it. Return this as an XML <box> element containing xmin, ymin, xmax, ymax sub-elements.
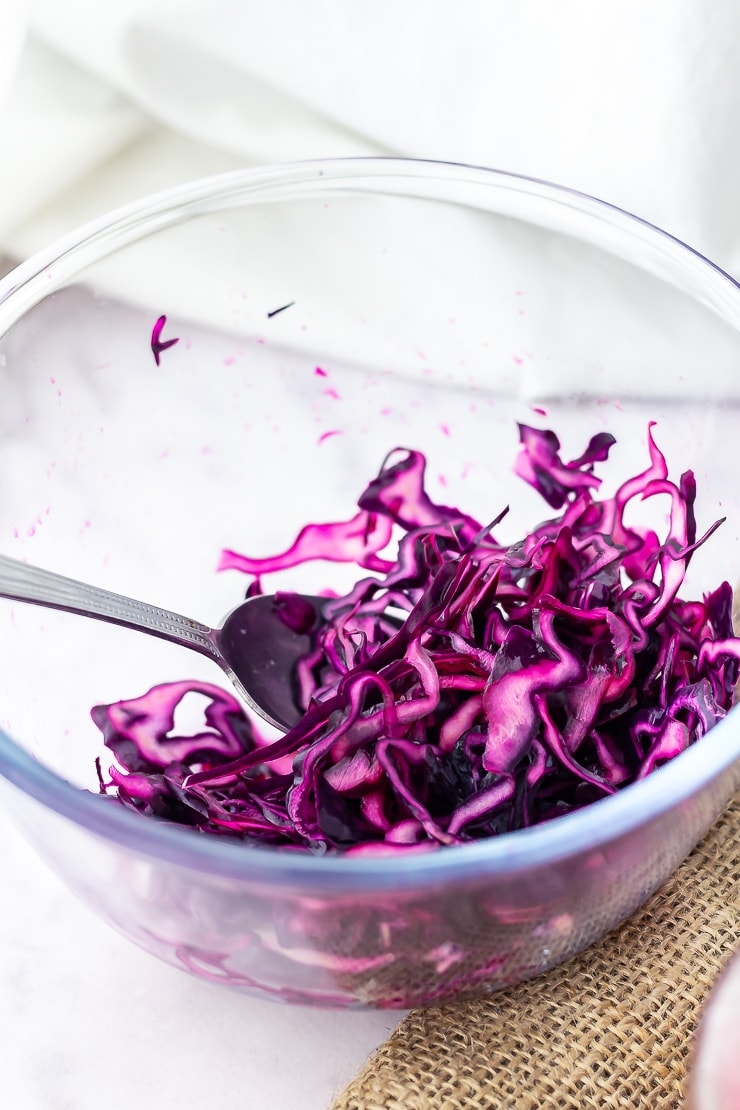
<box><xmin>0</xmin><ymin>553</ymin><xmax>325</xmax><ymax>731</ymax></box>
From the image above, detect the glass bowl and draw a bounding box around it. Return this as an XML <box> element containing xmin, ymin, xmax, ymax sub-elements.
<box><xmin>0</xmin><ymin>157</ymin><xmax>739</xmax><ymax>1010</ymax></box>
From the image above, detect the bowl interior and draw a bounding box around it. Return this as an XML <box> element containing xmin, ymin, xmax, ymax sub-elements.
<box><xmin>0</xmin><ymin>160</ymin><xmax>738</xmax><ymax>818</ymax></box>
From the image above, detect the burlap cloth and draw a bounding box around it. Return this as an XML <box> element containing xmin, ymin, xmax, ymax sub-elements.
<box><xmin>332</xmin><ymin>796</ymin><xmax>740</xmax><ymax>1110</ymax></box>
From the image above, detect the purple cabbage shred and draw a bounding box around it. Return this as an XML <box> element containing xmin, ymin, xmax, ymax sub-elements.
<box><xmin>93</xmin><ymin>423</ymin><xmax>740</xmax><ymax>853</ymax></box>
<box><xmin>150</xmin><ymin>314</ymin><xmax>179</xmax><ymax>366</ymax></box>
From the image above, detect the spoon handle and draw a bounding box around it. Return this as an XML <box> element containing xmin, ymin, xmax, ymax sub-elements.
<box><xmin>0</xmin><ymin>553</ymin><xmax>220</xmax><ymax>661</ymax></box>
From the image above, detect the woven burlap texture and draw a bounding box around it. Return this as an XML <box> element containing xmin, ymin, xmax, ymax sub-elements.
<box><xmin>333</xmin><ymin>797</ymin><xmax>740</xmax><ymax>1110</ymax></box>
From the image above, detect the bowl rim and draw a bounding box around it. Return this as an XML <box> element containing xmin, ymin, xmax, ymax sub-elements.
<box><xmin>1</xmin><ymin>154</ymin><xmax>739</xmax><ymax>890</ymax></box>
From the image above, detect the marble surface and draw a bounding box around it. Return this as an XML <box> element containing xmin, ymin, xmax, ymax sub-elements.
<box><xmin>0</xmin><ymin>809</ymin><xmax>400</xmax><ymax>1109</ymax></box>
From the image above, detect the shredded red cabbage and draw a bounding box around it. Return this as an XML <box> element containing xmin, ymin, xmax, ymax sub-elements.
<box><xmin>93</xmin><ymin>423</ymin><xmax>740</xmax><ymax>853</ymax></box>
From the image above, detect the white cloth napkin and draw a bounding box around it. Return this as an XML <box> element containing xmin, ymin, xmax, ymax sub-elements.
<box><xmin>0</xmin><ymin>0</ymin><xmax>738</xmax><ymax>403</ymax></box>
<box><xmin>2</xmin><ymin>0</ymin><xmax>740</xmax><ymax>275</ymax></box>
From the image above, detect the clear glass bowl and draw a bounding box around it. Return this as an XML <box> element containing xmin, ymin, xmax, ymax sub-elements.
<box><xmin>0</xmin><ymin>158</ymin><xmax>739</xmax><ymax>1009</ymax></box>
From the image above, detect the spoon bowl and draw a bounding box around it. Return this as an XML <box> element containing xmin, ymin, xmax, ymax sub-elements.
<box><xmin>217</xmin><ymin>592</ymin><xmax>327</xmax><ymax>730</ymax></box>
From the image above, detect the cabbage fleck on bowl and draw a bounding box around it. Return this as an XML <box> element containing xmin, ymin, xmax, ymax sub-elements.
<box><xmin>0</xmin><ymin>157</ymin><xmax>739</xmax><ymax>1009</ymax></box>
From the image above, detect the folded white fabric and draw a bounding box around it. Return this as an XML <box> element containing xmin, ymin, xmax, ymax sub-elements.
<box><xmin>1</xmin><ymin>0</ymin><xmax>740</xmax><ymax>398</ymax></box>
<box><xmin>0</xmin><ymin>0</ymin><xmax>26</xmax><ymax>104</ymax></box>
<box><xmin>7</xmin><ymin>0</ymin><xmax>740</xmax><ymax>266</ymax></box>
